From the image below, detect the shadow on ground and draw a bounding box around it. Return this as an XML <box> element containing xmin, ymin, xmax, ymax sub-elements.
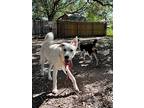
<box><xmin>32</xmin><ymin>37</ymin><xmax>113</xmax><ymax>108</ymax></box>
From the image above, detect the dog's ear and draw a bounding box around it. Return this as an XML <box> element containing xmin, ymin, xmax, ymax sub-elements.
<box><xmin>71</xmin><ymin>36</ymin><xmax>78</xmax><ymax>48</ymax></box>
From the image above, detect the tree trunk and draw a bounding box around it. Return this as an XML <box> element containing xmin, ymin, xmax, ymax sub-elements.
<box><xmin>46</xmin><ymin>13</ymin><xmax>55</xmax><ymax>32</ymax></box>
<box><xmin>48</xmin><ymin>13</ymin><xmax>55</xmax><ymax>21</ymax></box>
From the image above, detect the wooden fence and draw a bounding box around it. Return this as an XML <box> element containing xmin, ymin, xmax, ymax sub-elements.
<box><xmin>33</xmin><ymin>20</ymin><xmax>47</xmax><ymax>36</ymax></box>
<box><xmin>32</xmin><ymin>20</ymin><xmax>57</xmax><ymax>36</ymax></box>
<box><xmin>57</xmin><ymin>21</ymin><xmax>107</xmax><ymax>38</ymax></box>
<box><xmin>32</xmin><ymin>20</ymin><xmax>106</xmax><ymax>38</ymax></box>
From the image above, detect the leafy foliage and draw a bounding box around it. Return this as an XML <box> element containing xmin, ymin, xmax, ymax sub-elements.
<box><xmin>32</xmin><ymin>0</ymin><xmax>112</xmax><ymax>21</ymax></box>
<box><xmin>32</xmin><ymin>0</ymin><xmax>87</xmax><ymax>21</ymax></box>
<box><xmin>32</xmin><ymin>0</ymin><xmax>113</xmax><ymax>35</ymax></box>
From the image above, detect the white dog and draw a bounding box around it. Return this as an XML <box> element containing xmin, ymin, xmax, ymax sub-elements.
<box><xmin>40</xmin><ymin>32</ymin><xmax>79</xmax><ymax>93</ymax></box>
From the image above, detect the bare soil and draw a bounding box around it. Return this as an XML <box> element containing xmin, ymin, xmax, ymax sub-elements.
<box><xmin>32</xmin><ymin>37</ymin><xmax>113</xmax><ymax>108</ymax></box>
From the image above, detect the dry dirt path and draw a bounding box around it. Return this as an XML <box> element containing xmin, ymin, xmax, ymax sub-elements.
<box><xmin>32</xmin><ymin>37</ymin><xmax>113</xmax><ymax>108</ymax></box>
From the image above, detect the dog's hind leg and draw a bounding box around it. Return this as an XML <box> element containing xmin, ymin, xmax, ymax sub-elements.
<box><xmin>88</xmin><ymin>54</ymin><xmax>93</xmax><ymax>61</ymax></box>
<box><xmin>39</xmin><ymin>46</ymin><xmax>46</xmax><ymax>75</ymax></box>
<box><xmin>40</xmin><ymin>55</ymin><xmax>45</xmax><ymax>76</ymax></box>
<box><xmin>48</xmin><ymin>64</ymin><xmax>53</xmax><ymax>80</ymax></box>
<box><xmin>65</xmin><ymin>66</ymin><xmax>79</xmax><ymax>92</ymax></box>
<box><xmin>52</xmin><ymin>67</ymin><xmax>58</xmax><ymax>94</ymax></box>
<box><xmin>92</xmin><ymin>53</ymin><xmax>99</xmax><ymax>66</ymax></box>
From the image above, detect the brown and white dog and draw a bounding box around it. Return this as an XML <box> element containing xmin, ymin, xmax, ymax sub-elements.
<box><xmin>40</xmin><ymin>32</ymin><xmax>79</xmax><ymax>93</ymax></box>
<box><xmin>78</xmin><ymin>39</ymin><xmax>99</xmax><ymax>65</ymax></box>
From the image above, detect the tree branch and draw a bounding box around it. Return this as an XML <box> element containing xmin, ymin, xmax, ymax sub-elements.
<box><xmin>66</xmin><ymin>2</ymin><xmax>87</xmax><ymax>14</ymax></box>
<box><xmin>93</xmin><ymin>0</ymin><xmax>113</xmax><ymax>7</ymax></box>
<box><xmin>50</xmin><ymin>0</ymin><xmax>61</xmax><ymax>18</ymax></box>
<box><xmin>57</xmin><ymin>2</ymin><xmax>88</xmax><ymax>20</ymax></box>
<box><xmin>40</xmin><ymin>0</ymin><xmax>50</xmax><ymax>16</ymax></box>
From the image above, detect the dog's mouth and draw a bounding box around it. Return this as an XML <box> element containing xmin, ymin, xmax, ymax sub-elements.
<box><xmin>64</xmin><ymin>59</ymin><xmax>73</xmax><ymax>69</ymax></box>
<box><xmin>65</xmin><ymin>59</ymin><xmax>70</xmax><ymax>65</ymax></box>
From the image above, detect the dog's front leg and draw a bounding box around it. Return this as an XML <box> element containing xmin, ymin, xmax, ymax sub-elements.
<box><xmin>52</xmin><ymin>67</ymin><xmax>58</xmax><ymax>93</ymax></box>
<box><xmin>65</xmin><ymin>66</ymin><xmax>79</xmax><ymax>92</ymax></box>
<box><xmin>79</xmin><ymin>51</ymin><xmax>83</xmax><ymax>59</ymax></box>
<box><xmin>83</xmin><ymin>53</ymin><xmax>86</xmax><ymax>62</ymax></box>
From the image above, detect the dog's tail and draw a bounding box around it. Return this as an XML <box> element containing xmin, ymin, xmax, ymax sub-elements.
<box><xmin>43</xmin><ymin>32</ymin><xmax>54</xmax><ymax>45</ymax></box>
<box><xmin>44</xmin><ymin>32</ymin><xmax>54</xmax><ymax>41</ymax></box>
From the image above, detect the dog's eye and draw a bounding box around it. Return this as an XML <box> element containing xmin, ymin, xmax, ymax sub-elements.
<box><xmin>64</xmin><ymin>49</ymin><xmax>66</xmax><ymax>52</ymax></box>
<box><xmin>70</xmin><ymin>49</ymin><xmax>73</xmax><ymax>52</ymax></box>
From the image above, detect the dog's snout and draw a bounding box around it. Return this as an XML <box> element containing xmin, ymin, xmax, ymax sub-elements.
<box><xmin>64</xmin><ymin>56</ymin><xmax>69</xmax><ymax>60</ymax></box>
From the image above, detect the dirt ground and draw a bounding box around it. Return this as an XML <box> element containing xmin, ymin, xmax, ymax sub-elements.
<box><xmin>32</xmin><ymin>37</ymin><xmax>113</xmax><ymax>108</ymax></box>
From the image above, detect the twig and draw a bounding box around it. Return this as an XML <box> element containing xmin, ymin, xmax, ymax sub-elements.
<box><xmin>57</xmin><ymin>88</ymin><xmax>68</xmax><ymax>96</ymax></box>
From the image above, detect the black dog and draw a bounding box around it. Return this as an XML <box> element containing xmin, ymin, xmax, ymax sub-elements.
<box><xmin>78</xmin><ymin>39</ymin><xmax>98</xmax><ymax>65</ymax></box>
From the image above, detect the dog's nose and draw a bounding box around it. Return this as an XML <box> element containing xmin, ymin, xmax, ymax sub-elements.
<box><xmin>64</xmin><ymin>56</ymin><xmax>69</xmax><ymax>60</ymax></box>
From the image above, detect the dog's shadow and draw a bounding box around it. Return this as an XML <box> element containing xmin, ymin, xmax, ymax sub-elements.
<box><xmin>32</xmin><ymin>87</ymin><xmax>76</xmax><ymax>108</ymax></box>
<box><xmin>32</xmin><ymin>70</ymin><xmax>75</xmax><ymax>108</ymax></box>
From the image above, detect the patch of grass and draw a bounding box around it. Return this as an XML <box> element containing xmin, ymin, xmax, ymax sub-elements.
<box><xmin>107</xmin><ymin>27</ymin><xmax>113</xmax><ymax>36</ymax></box>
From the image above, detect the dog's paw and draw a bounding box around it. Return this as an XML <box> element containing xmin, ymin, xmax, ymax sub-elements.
<box><xmin>73</xmin><ymin>88</ymin><xmax>81</xmax><ymax>95</ymax></box>
<box><xmin>74</xmin><ymin>87</ymin><xmax>80</xmax><ymax>92</ymax></box>
<box><xmin>96</xmin><ymin>61</ymin><xmax>99</xmax><ymax>66</ymax></box>
<box><xmin>52</xmin><ymin>89</ymin><xmax>58</xmax><ymax>94</ymax></box>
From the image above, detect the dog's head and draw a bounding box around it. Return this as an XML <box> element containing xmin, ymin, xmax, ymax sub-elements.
<box><xmin>60</xmin><ymin>37</ymin><xmax>78</xmax><ymax>61</ymax></box>
<box><xmin>93</xmin><ymin>39</ymin><xmax>97</xmax><ymax>44</ymax></box>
